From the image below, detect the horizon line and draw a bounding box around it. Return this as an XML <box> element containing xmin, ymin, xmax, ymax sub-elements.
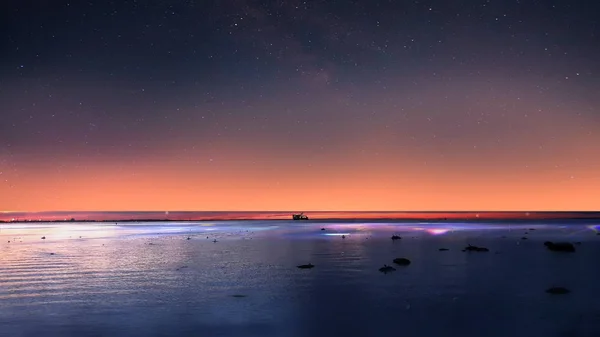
<box><xmin>3</xmin><ymin>210</ymin><xmax>599</xmax><ymax>213</ymax></box>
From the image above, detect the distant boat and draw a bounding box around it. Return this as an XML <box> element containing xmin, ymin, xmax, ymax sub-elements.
<box><xmin>292</xmin><ymin>212</ymin><xmax>309</xmax><ymax>220</ymax></box>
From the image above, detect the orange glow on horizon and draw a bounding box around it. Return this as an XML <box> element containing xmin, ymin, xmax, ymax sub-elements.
<box><xmin>1</xmin><ymin>152</ymin><xmax>599</xmax><ymax>213</ymax></box>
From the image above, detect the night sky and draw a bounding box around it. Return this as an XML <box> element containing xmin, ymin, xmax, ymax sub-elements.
<box><xmin>1</xmin><ymin>0</ymin><xmax>599</xmax><ymax>213</ymax></box>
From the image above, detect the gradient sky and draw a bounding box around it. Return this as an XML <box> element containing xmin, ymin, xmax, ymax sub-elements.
<box><xmin>1</xmin><ymin>0</ymin><xmax>599</xmax><ymax>212</ymax></box>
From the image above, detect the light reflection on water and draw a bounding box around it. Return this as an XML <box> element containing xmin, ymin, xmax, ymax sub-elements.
<box><xmin>1</xmin><ymin>221</ymin><xmax>600</xmax><ymax>337</ymax></box>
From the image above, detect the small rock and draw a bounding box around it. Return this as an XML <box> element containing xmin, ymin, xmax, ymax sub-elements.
<box><xmin>321</xmin><ymin>228</ymin><xmax>326</xmax><ymax>231</ymax></box>
<box><xmin>41</xmin><ymin>236</ymin><xmax>46</xmax><ymax>240</ymax></box>
<box><xmin>341</xmin><ymin>235</ymin><xmax>345</xmax><ymax>239</ymax></box>
<box><xmin>544</xmin><ymin>241</ymin><xmax>575</xmax><ymax>252</ymax></box>
<box><xmin>393</xmin><ymin>258</ymin><xmax>411</xmax><ymax>266</ymax></box>
<box><xmin>391</xmin><ymin>235</ymin><xmax>402</xmax><ymax>240</ymax></box>
<box><xmin>521</xmin><ymin>237</ymin><xmax>528</xmax><ymax>240</ymax></box>
<box><xmin>297</xmin><ymin>263</ymin><xmax>314</xmax><ymax>269</ymax></box>
<box><xmin>232</xmin><ymin>294</ymin><xmax>247</xmax><ymax>298</ymax></box>
<box><xmin>546</xmin><ymin>287</ymin><xmax>570</xmax><ymax>295</ymax></box>
<box><xmin>464</xmin><ymin>244</ymin><xmax>489</xmax><ymax>252</ymax></box>
<box><xmin>438</xmin><ymin>248</ymin><xmax>449</xmax><ymax>251</ymax></box>
<box><xmin>379</xmin><ymin>265</ymin><xmax>396</xmax><ymax>274</ymax></box>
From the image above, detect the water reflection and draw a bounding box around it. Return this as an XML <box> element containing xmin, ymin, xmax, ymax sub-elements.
<box><xmin>1</xmin><ymin>221</ymin><xmax>600</xmax><ymax>337</ymax></box>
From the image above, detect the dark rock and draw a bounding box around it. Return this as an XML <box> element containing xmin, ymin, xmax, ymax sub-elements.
<box><xmin>321</xmin><ymin>228</ymin><xmax>326</xmax><ymax>231</ymax></box>
<box><xmin>529</xmin><ymin>228</ymin><xmax>536</xmax><ymax>231</ymax></box>
<box><xmin>575</xmin><ymin>241</ymin><xmax>582</xmax><ymax>245</ymax></box>
<box><xmin>379</xmin><ymin>265</ymin><xmax>396</xmax><ymax>274</ymax></box>
<box><xmin>439</xmin><ymin>248</ymin><xmax>449</xmax><ymax>251</ymax></box>
<box><xmin>41</xmin><ymin>236</ymin><xmax>46</xmax><ymax>240</ymax></box>
<box><xmin>546</xmin><ymin>287</ymin><xmax>570</xmax><ymax>295</ymax></box>
<box><xmin>464</xmin><ymin>244</ymin><xmax>489</xmax><ymax>252</ymax></box>
<box><xmin>50</xmin><ymin>253</ymin><xmax>55</xmax><ymax>255</ymax></box>
<box><xmin>232</xmin><ymin>294</ymin><xmax>247</xmax><ymax>298</ymax></box>
<box><xmin>341</xmin><ymin>235</ymin><xmax>345</xmax><ymax>239</ymax></box>
<box><xmin>521</xmin><ymin>237</ymin><xmax>528</xmax><ymax>240</ymax></box>
<box><xmin>391</xmin><ymin>235</ymin><xmax>402</xmax><ymax>240</ymax></box>
<box><xmin>187</xmin><ymin>237</ymin><xmax>191</xmax><ymax>240</ymax></box>
<box><xmin>544</xmin><ymin>241</ymin><xmax>575</xmax><ymax>252</ymax></box>
<box><xmin>393</xmin><ymin>258</ymin><xmax>411</xmax><ymax>266</ymax></box>
<box><xmin>297</xmin><ymin>263</ymin><xmax>314</xmax><ymax>269</ymax></box>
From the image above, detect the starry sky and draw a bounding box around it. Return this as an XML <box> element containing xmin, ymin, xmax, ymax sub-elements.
<box><xmin>1</xmin><ymin>0</ymin><xmax>599</xmax><ymax>213</ymax></box>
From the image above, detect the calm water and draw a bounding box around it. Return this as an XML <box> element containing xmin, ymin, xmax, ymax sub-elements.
<box><xmin>1</xmin><ymin>221</ymin><xmax>600</xmax><ymax>337</ymax></box>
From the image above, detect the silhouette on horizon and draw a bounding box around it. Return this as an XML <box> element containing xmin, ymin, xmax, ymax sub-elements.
<box><xmin>292</xmin><ymin>212</ymin><xmax>309</xmax><ymax>220</ymax></box>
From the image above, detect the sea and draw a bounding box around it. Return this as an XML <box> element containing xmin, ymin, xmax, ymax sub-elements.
<box><xmin>1</xmin><ymin>220</ymin><xmax>599</xmax><ymax>337</ymax></box>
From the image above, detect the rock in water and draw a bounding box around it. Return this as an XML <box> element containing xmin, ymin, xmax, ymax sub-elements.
<box><xmin>297</xmin><ymin>263</ymin><xmax>315</xmax><ymax>269</ymax></box>
<box><xmin>379</xmin><ymin>265</ymin><xmax>396</xmax><ymax>274</ymax></box>
<box><xmin>544</xmin><ymin>241</ymin><xmax>575</xmax><ymax>252</ymax></box>
<box><xmin>393</xmin><ymin>258</ymin><xmax>411</xmax><ymax>266</ymax></box>
<box><xmin>546</xmin><ymin>287</ymin><xmax>570</xmax><ymax>295</ymax></box>
<box><xmin>464</xmin><ymin>244</ymin><xmax>489</xmax><ymax>252</ymax></box>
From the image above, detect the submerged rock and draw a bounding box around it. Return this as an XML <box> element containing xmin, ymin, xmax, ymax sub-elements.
<box><xmin>297</xmin><ymin>263</ymin><xmax>314</xmax><ymax>269</ymax></box>
<box><xmin>521</xmin><ymin>237</ymin><xmax>528</xmax><ymax>240</ymax></box>
<box><xmin>544</xmin><ymin>241</ymin><xmax>575</xmax><ymax>252</ymax></box>
<box><xmin>232</xmin><ymin>294</ymin><xmax>247</xmax><ymax>298</ymax></box>
<box><xmin>393</xmin><ymin>258</ymin><xmax>411</xmax><ymax>266</ymax></box>
<box><xmin>391</xmin><ymin>235</ymin><xmax>402</xmax><ymax>241</ymax></box>
<box><xmin>438</xmin><ymin>248</ymin><xmax>449</xmax><ymax>251</ymax></box>
<box><xmin>464</xmin><ymin>244</ymin><xmax>489</xmax><ymax>252</ymax></box>
<box><xmin>379</xmin><ymin>265</ymin><xmax>396</xmax><ymax>274</ymax></box>
<box><xmin>546</xmin><ymin>287</ymin><xmax>570</xmax><ymax>295</ymax></box>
